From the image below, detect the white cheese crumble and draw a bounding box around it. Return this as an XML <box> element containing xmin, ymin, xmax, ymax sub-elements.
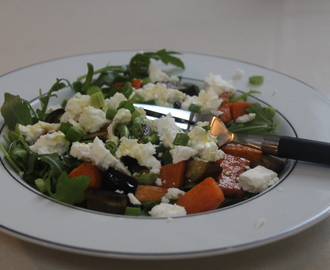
<box><xmin>127</xmin><ymin>193</ymin><xmax>141</xmax><ymax>205</ymax></box>
<box><xmin>235</xmin><ymin>113</ymin><xmax>256</xmax><ymax>123</ymax></box>
<box><xmin>30</xmin><ymin>131</ymin><xmax>69</xmax><ymax>155</ymax></box>
<box><xmin>89</xmin><ymin>137</ymin><xmax>129</xmax><ymax>174</ymax></box>
<box><xmin>181</xmin><ymin>90</ymin><xmax>222</xmax><ymax>116</ymax></box>
<box><xmin>148</xmin><ymin>63</ymin><xmax>179</xmax><ymax>83</ymax></box>
<box><xmin>161</xmin><ymin>188</ymin><xmax>186</xmax><ymax>203</ymax></box>
<box><xmin>170</xmin><ymin>146</ymin><xmax>198</xmax><ymax>164</ymax></box>
<box><xmin>102</xmin><ymin>93</ymin><xmax>127</xmax><ymax>112</ymax></box>
<box><xmin>204</xmin><ymin>73</ymin><xmax>237</xmax><ymax>97</ymax></box>
<box><xmin>238</xmin><ymin>165</ymin><xmax>279</xmax><ymax>193</ymax></box>
<box><xmin>233</xmin><ymin>68</ymin><xmax>245</xmax><ymax>79</ymax></box>
<box><xmin>135</xmin><ymin>83</ymin><xmax>185</xmax><ymax>107</ymax></box>
<box><xmin>61</xmin><ymin>92</ymin><xmax>90</xmax><ymax>121</ymax></box>
<box><xmin>116</xmin><ymin>137</ymin><xmax>161</xmax><ymax>174</ymax></box>
<box><xmin>153</xmin><ymin>114</ymin><xmax>183</xmax><ymax>148</ymax></box>
<box><xmin>149</xmin><ymin>203</ymin><xmax>187</xmax><ymax>217</ymax></box>
<box><xmin>188</xmin><ymin>122</ymin><xmax>225</xmax><ymax>162</ymax></box>
<box><xmin>78</xmin><ymin>106</ymin><xmax>110</xmax><ymax>133</ymax></box>
<box><xmin>18</xmin><ymin>121</ymin><xmax>60</xmax><ymax>144</ymax></box>
<box><xmin>70</xmin><ymin>142</ymin><xmax>93</xmax><ymax>162</ymax></box>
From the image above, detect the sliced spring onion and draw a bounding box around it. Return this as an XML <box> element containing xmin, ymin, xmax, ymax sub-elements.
<box><xmin>124</xmin><ymin>206</ymin><xmax>141</xmax><ymax>216</ymax></box>
<box><xmin>173</xmin><ymin>133</ymin><xmax>190</xmax><ymax>146</ymax></box>
<box><xmin>65</xmin><ymin>127</ymin><xmax>83</xmax><ymax>142</ymax></box>
<box><xmin>116</xmin><ymin>124</ymin><xmax>130</xmax><ymax>138</ymax></box>
<box><xmin>117</xmin><ymin>100</ymin><xmax>135</xmax><ymax>112</ymax></box>
<box><xmin>106</xmin><ymin>108</ymin><xmax>118</xmax><ymax>120</ymax></box>
<box><xmin>249</xmin><ymin>75</ymin><xmax>264</xmax><ymax>85</ymax></box>
<box><xmin>60</xmin><ymin>122</ymin><xmax>73</xmax><ymax>134</ymax></box>
<box><xmin>87</xmin><ymin>85</ymin><xmax>102</xmax><ymax>95</ymax></box>
<box><xmin>141</xmin><ymin>133</ymin><xmax>160</xmax><ymax>144</ymax></box>
<box><xmin>90</xmin><ymin>91</ymin><xmax>105</xmax><ymax>108</ymax></box>
<box><xmin>104</xmin><ymin>141</ymin><xmax>117</xmax><ymax>155</ymax></box>
<box><xmin>35</xmin><ymin>178</ymin><xmax>47</xmax><ymax>193</ymax></box>
<box><xmin>129</xmin><ymin>93</ymin><xmax>144</xmax><ymax>103</ymax></box>
<box><xmin>129</xmin><ymin>123</ymin><xmax>143</xmax><ymax>138</ymax></box>
<box><xmin>188</xmin><ymin>103</ymin><xmax>202</xmax><ymax>113</ymax></box>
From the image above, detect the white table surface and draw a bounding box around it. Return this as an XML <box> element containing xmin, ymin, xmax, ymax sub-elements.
<box><xmin>1</xmin><ymin>1</ymin><xmax>330</xmax><ymax>269</ymax></box>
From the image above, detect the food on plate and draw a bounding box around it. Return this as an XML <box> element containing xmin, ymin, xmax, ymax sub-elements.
<box><xmin>0</xmin><ymin>49</ymin><xmax>282</xmax><ymax>217</ymax></box>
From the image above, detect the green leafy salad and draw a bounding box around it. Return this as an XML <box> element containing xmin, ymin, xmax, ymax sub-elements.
<box><xmin>0</xmin><ymin>49</ymin><xmax>280</xmax><ymax>217</ymax></box>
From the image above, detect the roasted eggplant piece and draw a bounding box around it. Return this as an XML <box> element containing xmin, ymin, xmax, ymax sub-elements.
<box><xmin>102</xmin><ymin>167</ymin><xmax>138</xmax><ymax>194</ymax></box>
<box><xmin>45</xmin><ymin>108</ymin><xmax>65</xmax><ymax>123</ymax></box>
<box><xmin>257</xmin><ymin>155</ymin><xmax>287</xmax><ymax>173</ymax></box>
<box><xmin>85</xmin><ymin>187</ymin><xmax>128</xmax><ymax>214</ymax></box>
<box><xmin>184</xmin><ymin>160</ymin><xmax>222</xmax><ymax>184</ymax></box>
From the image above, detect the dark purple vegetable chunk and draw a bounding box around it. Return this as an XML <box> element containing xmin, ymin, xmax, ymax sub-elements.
<box><xmin>102</xmin><ymin>167</ymin><xmax>138</xmax><ymax>194</ymax></box>
<box><xmin>85</xmin><ymin>187</ymin><xmax>128</xmax><ymax>214</ymax></box>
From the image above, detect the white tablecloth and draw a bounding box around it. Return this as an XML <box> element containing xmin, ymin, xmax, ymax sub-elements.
<box><xmin>1</xmin><ymin>1</ymin><xmax>330</xmax><ymax>269</ymax></box>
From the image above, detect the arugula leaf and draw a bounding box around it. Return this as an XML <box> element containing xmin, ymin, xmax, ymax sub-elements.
<box><xmin>36</xmin><ymin>79</ymin><xmax>67</xmax><ymax>120</ymax></box>
<box><xmin>46</xmin><ymin>171</ymin><xmax>90</xmax><ymax>205</ymax></box>
<box><xmin>128</xmin><ymin>49</ymin><xmax>185</xmax><ymax>79</ymax></box>
<box><xmin>229</xmin><ymin>90</ymin><xmax>261</xmax><ymax>103</ymax></box>
<box><xmin>1</xmin><ymin>93</ymin><xmax>34</xmax><ymax>130</ymax></box>
<box><xmin>227</xmin><ymin>103</ymin><xmax>277</xmax><ymax>135</ymax></box>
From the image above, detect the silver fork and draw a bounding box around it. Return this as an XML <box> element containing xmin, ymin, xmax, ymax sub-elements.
<box><xmin>135</xmin><ymin>104</ymin><xmax>330</xmax><ymax>166</ymax></box>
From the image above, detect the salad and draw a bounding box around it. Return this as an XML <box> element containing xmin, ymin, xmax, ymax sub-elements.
<box><xmin>0</xmin><ymin>49</ymin><xmax>282</xmax><ymax>217</ymax></box>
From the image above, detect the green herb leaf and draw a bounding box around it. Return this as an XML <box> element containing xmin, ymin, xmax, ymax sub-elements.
<box><xmin>1</xmin><ymin>93</ymin><xmax>34</xmax><ymax>130</ymax></box>
<box><xmin>227</xmin><ymin>103</ymin><xmax>277</xmax><ymax>135</ymax></box>
<box><xmin>46</xmin><ymin>171</ymin><xmax>90</xmax><ymax>205</ymax></box>
<box><xmin>229</xmin><ymin>90</ymin><xmax>261</xmax><ymax>103</ymax></box>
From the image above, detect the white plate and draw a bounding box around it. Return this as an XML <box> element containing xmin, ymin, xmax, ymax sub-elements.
<box><xmin>1</xmin><ymin>51</ymin><xmax>330</xmax><ymax>259</ymax></box>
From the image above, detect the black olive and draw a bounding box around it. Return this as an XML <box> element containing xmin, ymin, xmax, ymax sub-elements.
<box><xmin>121</xmin><ymin>156</ymin><xmax>147</xmax><ymax>174</ymax></box>
<box><xmin>45</xmin><ymin>108</ymin><xmax>65</xmax><ymax>123</ymax></box>
<box><xmin>158</xmin><ymin>81</ymin><xmax>199</xmax><ymax>96</ymax></box>
<box><xmin>85</xmin><ymin>187</ymin><xmax>128</xmax><ymax>214</ymax></box>
<box><xmin>102</xmin><ymin>167</ymin><xmax>138</xmax><ymax>194</ymax></box>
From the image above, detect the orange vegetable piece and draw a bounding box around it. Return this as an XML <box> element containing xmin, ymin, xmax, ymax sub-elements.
<box><xmin>112</xmin><ymin>82</ymin><xmax>125</xmax><ymax>89</ymax></box>
<box><xmin>68</xmin><ymin>162</ymin><xmax>102</xmax><ymax>188</ymax></box>
<box><xmin>221</xmin><ymin>143</ymin><xmax>262</xmax><ymax>167</ymax></box>
<box><xmin>218</xmin><ymin>92</ymin><xmax>232</xmax><ymax>124</ymax></box>
<box><xmin>229</xmin><ymin>102</ymin><xmax>253</xmax><ymax>121</ymax></box>
<box><xmin>134</xmin><ymin>185</ymin><xmax>168</xmax><ymax>203</ymax></box>
<box><xmin>217</xmin><ymin>154</ymin><xmax>250</xmax><ymax>198</ymax></box>
<box><xmin>176</xmin><ymin>177</ymin><xmax>225</xmax><ymax>215</ymax></box>
<box><xmin>159</xmin><ymin>161</ymin><xmax>186</xmax><ymax>188</ymax></box>
<box><xmin>131</xmin><ymin>78</ymin><xmax>142</xmax><ymax>89</ymax></box>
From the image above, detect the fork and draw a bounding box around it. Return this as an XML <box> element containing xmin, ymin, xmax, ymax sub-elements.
<box><xmin>135</xmin><ymin>104</ymin><xmax>330</xmax><ymax>166</ymax></box>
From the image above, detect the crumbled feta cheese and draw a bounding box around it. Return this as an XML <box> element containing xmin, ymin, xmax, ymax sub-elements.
<box><xmin>102</xmin><ymin>93</ymin><xmax>127</xmax><ymax>112</ymax></box>
<box><xmin>204</xmin><ymin>73</ymin><xmax>236</xmax><ymax>97</ymax></box>
<box><xmin>116</xmin><ymin>137</ymin><xmax>161</xmax><ymax>174</ymax></box>
<box><xmin>161</xmin><ymin>188</ymin><xmax>185</xmax><ymax>203</ymax></box>
<box><xmin>18</xmin><ymin>121</ymin><xmax>60</xmax><ymax>144</ymax></box>
<box><xmin>63</xmin><ymin>93</ymin><xmax>90</xmax><ymax>121</ymax></box>
<box><xmin>148</xmin><ymin>63</ymin><xmax>179</xmax><ymax>83</ymax></box>
<box><xmin>238</xmin><ymin>165</ymin><xmax>279</xmax><ymax>193</ymax></box>
<box><xmin>127</xmin><ymin>193</ymin><xmax>141</xmax><ymax>205</ymax></box>
<box><xmin>46</xmin><ymin>104</ymin><xmax>62</xmax><ymax>113</ymax></box>
<box><xmin>188</xmin><ymin>122</ymin><xmax>225</xmax><ymax>162</ymax></box>
<box><xmin>70</xmin><ymin>142</ymin><xmax>93</xmax><ymax>161</ymax></box>
<box><xmin>181</xmin><ymin>90</ymin><xmax>222</xmax><ymax>116</ymax></box>
<box><xmin>170</xmin><ymin>146</ymin><xmax>198</xmax><ymax>164</ymax></box>
<box><xmin>90</xmin><ymin>137</ymin><xmax>129</xmax><ymax>174</ymax></box>
<box><xmin>235</xmin><ymin>113</ymin><xmax>256</xmax><ymax>123</ymax></box>
<box><xmin>255</xmin><ymin>218</ymin><xmax>266</xmax><ymax>228</ymax></box>
<box><xmin>60</xmin><ymin>112</ymin><xmax>84</xmax><ymax>131</ymax></box>
<box><xmin>78</xmin><ymin>106</ymin><xmax>110</xmax><ymax>133</ymax></box>
<box><xmin>154</xmin><ymin>115</ymin><xmax>183</xmax><ymax>148</ymax></box>
<box><xmin>233</xmin><ymin>69</ymin><xmax>245</xmax><ymax>79</ymax></box>
<box><xmin>135</xmin><ymin>83</ymin><xmax>186</xmax><ymax>107</ymax></box>
<box><xmin>149</xmin><ymin>203</ymin><xmax>187</xmax><ymax>217</ymax></box>
<box><xmin>30</xmin><ymin>131</ymin><xmax>69</xmax><ymax>155</ymax></box>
